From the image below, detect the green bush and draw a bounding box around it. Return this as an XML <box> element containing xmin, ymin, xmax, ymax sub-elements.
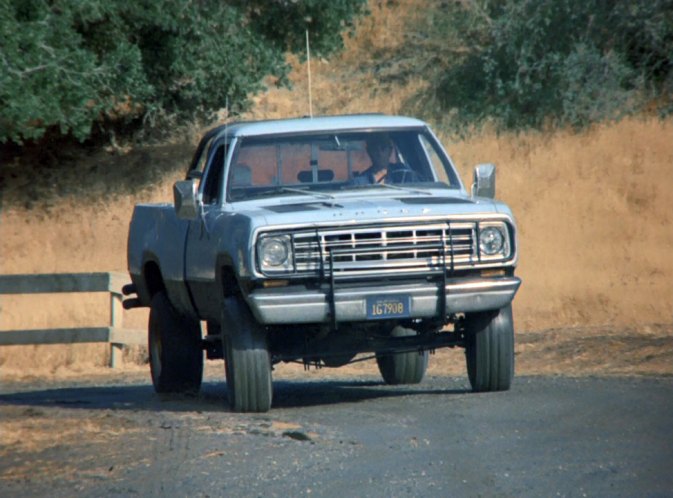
<box><xmin>419</xmin><ymin>0</ymin><xmax>673</xmax><ymax>132</ymax></box>
<box><xmin>0</xmin><ymin>0</ymin><xmax>366</xmax><ymax>144</ymax></box>
<box><xmin>236</xmin><ymin>0</ymin><xmax>367</xmax><ymax>57</ymax></box>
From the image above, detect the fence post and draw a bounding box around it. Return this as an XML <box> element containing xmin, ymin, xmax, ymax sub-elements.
<box><xmin>109</xmin><ymin>290</ymin><xmax>124</xmax><ymax>368</ymax></box>
<box><xmin>0</xmin><ymin>272</ymin><xmax>146</xmax><ymax>366</ymax></box>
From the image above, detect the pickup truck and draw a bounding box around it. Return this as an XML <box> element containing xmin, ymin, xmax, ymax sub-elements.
<box><xmin>125</xmin><ymin>114</ymin><xmax>521</xmax><ymax>412</ymax></box>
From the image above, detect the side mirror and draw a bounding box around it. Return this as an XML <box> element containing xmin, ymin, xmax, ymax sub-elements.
<box><xmin>174</xmin><ymin>179</ymin><xmax>199</xmax><ymax>220</ymax></box>
<box><xmin>472</xmin><ymin>163</ymin><xmax>496</xmax><ymax>199</ymax></box>
<box><xmin>187</xmin><ymin>169</ymin><xmax>203</xmax><ymax>180</ymax></box>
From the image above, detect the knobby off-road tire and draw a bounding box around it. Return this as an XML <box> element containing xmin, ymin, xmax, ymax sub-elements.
<box><xmin>222</xmin><ymin>297</ymin><xmax>272</xmax><ymax>413</ymax></box>
<box><xmin>464</xmin><ymin>304</ymin><xmax>515</xmax><ymax>392</ymax></box>
<box><xmin>376</xmin><ymin>326</ymin><xmax>429</xmax><ymax>385</ymax></box>
<box><xmin>148</xmin><ymin>290</ymin><xmax>203</xmax><ymax>394</ymax></box>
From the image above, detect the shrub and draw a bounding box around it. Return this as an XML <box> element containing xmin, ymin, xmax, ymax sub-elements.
<box><xmin>0</xmin><ymin>0</ymin><xmax>366</xmax><ymax>144</ymax></box>
<box><xmin>418</xmin><ymin>0</ymin><xmax>673</xmax><ymax>132</ymax></box>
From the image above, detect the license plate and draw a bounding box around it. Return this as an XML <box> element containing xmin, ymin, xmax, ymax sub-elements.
<box><xmin>366</xmin><ymin>295</ymin><xmax>411</xmax><ymax>320</ymax></box>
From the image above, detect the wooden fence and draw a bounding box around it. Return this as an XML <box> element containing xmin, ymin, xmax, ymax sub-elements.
<box><xmin>0</xmin><ymin>272</ymin><xmax>145</xmax><ymax>367</ymax></box>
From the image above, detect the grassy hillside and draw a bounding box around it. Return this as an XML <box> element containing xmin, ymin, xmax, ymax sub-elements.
<box><xmin>0</xmin><ymin>0</ymin><xmax>671</xmax><ymax>373</ymax></box>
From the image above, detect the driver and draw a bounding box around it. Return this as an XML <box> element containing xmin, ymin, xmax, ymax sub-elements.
<box><xmin>353</xmin><ymin>135</ymin><xmax>396</xmax><ymax>185</ymax></box>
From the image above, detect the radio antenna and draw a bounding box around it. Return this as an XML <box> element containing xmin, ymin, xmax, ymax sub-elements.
<box><xmin>306</xmin><ymin>29</ymin><xmax>313</xmax><ymax>118</ymax></box>
<box><xmin>224</xmin><ymin>96</ymin><xmax>229</xmax><ymax>139</ymax></box>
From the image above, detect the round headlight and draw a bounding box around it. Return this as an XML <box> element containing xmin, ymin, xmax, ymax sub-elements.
<box><xmin>259</xmin><ymin>237</ymin><xmax>290</xmax><ymax>266</ymax></box>
<box><xmin>479</xmin><ymin>226</ymin><xmax>505</xmax><ymax>255</ymax></box>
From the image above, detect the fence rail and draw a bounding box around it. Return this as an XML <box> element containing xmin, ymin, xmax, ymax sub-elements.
<box><xmin>0</xmin><ymin>272</ymin><xmax>145</xmax><ymax>367</ymax></box>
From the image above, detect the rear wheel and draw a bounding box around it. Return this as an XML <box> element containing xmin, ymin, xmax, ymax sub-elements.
<box><xmin>148</xmin><ymin>291</ymin><xmax>203</xmax><ymax>394</ymax></box>
<box><xmin>222</xmin><ymin>297</ymin><xmax>272</xmax><ymax>413</ymax></box>
<box><xmin>376</xmin><ymin>326</ymin><xmax>429</xmax><ymax>385</ymax></box>
<box><xmin>464</xmin><ymin>304</ymin><xmax>514</xmax><ymax>392</ymax></box>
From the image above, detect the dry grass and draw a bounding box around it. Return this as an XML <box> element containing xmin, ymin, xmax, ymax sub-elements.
<box><xmin>0</xmin><ymin>0</ymin><xmax>671</xmax><ymax>374</ymax></box>
<box><xmin>0</xmin><ymin>406</ymin><xmax>143</xmax><ymax>482</ymax></box>
<box><xmin>444</xmin><ymin>118</ymin><xmax>673</xmax><ymax>331</ymax></box>
<box><xmin>245</xmin><ymin>0</ymin><xmax>430</xmax><ymax>120</ymax></box>
<box><xmin>0</xmin><ymin>408</ymin><xmax>139</xmax><ymax>452</ymax></box>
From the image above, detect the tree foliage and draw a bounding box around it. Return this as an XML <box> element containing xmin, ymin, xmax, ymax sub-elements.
<box><xmin>421</xmin><ymin>0</ymin><xmax>673</xmax><ymax>132</ymax></box>
<box><xmin>0</xmin><ymin>0</ymin><xmax>366</xmax><ymax>143</ymax></box>
<box><xmin>236</xmin><ymin>0</ymin><xmax>367</xmax><ymax>57</ymax></box>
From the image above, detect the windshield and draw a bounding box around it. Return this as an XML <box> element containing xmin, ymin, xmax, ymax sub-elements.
<box><xmin>226</xmin><ymin>129</ymin><xmax>461</xmax><ymax>202</ymax></box>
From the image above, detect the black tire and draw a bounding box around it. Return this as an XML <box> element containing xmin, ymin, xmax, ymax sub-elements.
<box><xmin>376</xmin><ymin>326</ymin><xmax>429</xmax><ymax>385</ymax></box>
<box><xmin>464</xmin><ymin>304</ymin><xmax>515</xmax><ymax>392</ymax></box>
<box><xmin>222</xmin><ymin>297</ymin><xmax>272</xmax><ymax>413</ymax></box>
<box><xmin>148</xmin><ymin>291</ymin><xmax>203</xmax><ymax>394</ymax></box>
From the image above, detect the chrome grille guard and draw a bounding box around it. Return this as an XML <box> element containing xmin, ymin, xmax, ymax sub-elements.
<box><xmin>291</xmin><ymin>222</ymin><xmax>479</xmax><ymax>279</ymax></box>
<box><xmin>326</xmin><ymin>238</ymin><xmax>452</xmax><ymax>329</ymax></box>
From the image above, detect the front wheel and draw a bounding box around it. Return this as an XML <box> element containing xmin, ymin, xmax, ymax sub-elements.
<box><xmin>222</xmin><ymin>297</ymin><xmax>272</xmax><ymax>413</ymax></box>
<box><xmin>148</xmin><ymin>291</ymin><xmax>203</xmax><ymax>394</ymax></box>
<box><xmin>376</xmin><ymin>326</ymin><xmax>429</xmax><ymax>385</ymax></box>
<box><xmin>464</xmin><ymin>304</ymin><xmax>515</xmax><ymax>392</ymax></box>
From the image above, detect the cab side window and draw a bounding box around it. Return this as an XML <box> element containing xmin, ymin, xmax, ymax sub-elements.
<box><xmin>187</xmin><ymin>135</ymin><xmax>216</xmax><ymax>181</ymax></box>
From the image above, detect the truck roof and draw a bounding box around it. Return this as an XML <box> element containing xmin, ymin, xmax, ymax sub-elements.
<box><xmin>208</xmin><ymin>114</ymin><xmax>428</xmax><ymax>140</ymax></box>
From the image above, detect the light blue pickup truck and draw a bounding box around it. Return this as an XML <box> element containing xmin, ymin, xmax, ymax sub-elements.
<box><xmin>125</xmin><ymin>114</ymin><xmax>521</xmax><ymax>412</ymax></box>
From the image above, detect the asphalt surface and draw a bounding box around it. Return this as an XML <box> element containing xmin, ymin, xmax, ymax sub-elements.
<box><xmin>1</xmin><ymin>374</ymin><xmax>672</xmax><ymax>497</ymax></box>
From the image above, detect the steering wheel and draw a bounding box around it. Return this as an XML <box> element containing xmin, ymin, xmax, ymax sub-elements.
<box><xmin>387</xmin><ymin>166</ymin><xmax>419</xmax><ymax>184</ymax></box>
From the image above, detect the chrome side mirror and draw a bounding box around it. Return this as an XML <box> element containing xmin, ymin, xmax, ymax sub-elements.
<box><xmin>174</xmin><ymin>179</ymin><xmax>199</xmax><ymax>220</ymax></box>
<box><xmin>472</xmin><ymin>163</ymin><xmax>496</xmax><ymax>199</ymax></box>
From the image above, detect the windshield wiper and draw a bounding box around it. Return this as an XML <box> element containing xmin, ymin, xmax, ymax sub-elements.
<box><xmin>253</xmin><ymin>186</ymin><xmax>338</xmax><ymax>205</ymax></box>
<box><xmin>372</xmin><ymin>183</ymin><xmax>433</xmax><ymax>196</ymax></box>
<box><xmin>278</xmin><ymin>186</ymin><xmax>336</xmax><ymax>201</ymax></box>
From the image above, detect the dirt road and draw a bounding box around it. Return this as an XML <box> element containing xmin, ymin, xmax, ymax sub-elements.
<box><xmin>1</xmin><ymin>369</ymin><xmax>672</xmax><ymax>497</ymax></box>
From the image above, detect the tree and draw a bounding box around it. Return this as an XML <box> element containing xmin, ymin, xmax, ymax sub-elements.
<box><xmin>415</xmin><ymin>0</ymin><xmax>673</xmax><ymax>132</ymax></box>
<box><xmin>237</xmin><ymin>0</ymin><xmax>367</xmax><ymax>57</ymax></box>
<box><xmin>0</xmin><ymin>0</ymin><xmax>367</xmax><ymax>143</ymax></box>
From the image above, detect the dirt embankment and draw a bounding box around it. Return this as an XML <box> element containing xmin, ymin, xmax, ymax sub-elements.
<box><xmin>0</xmin><ymin>0</ymin><xmax>671</xmax><ymax>376</ymax></box>
<box><xmin>1</xmin><ymin>117</ymin><xmax>671</xmax><ymax>377</ymax></box>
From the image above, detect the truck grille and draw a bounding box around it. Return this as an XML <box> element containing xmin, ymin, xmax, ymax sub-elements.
<box><xmin>290</xmin><ymin>222</ymin><xmax>476</xmax><ymax>278</ymax></box>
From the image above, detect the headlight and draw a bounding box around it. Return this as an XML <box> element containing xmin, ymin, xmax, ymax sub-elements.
<box><xmin>257</xmin><ymin>235</ymin><xmax>293</xmax><ymax>272</ymax></box>
<box><xmin>479</xmin><ymin>225</ymin><xmax>506</xmax><ymax>256</ymax></box>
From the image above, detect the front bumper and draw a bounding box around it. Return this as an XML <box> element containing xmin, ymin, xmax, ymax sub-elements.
<box><xmin>247</xmin><ymin>277</ymin><xmax>521</xmax><ymax>324</ymax></box>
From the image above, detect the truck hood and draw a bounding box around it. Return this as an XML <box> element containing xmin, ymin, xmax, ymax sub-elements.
<box><xmin>227</xmin><ymin>189</ymin><xmax>515</xmax><ymax>230</ymax></box>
